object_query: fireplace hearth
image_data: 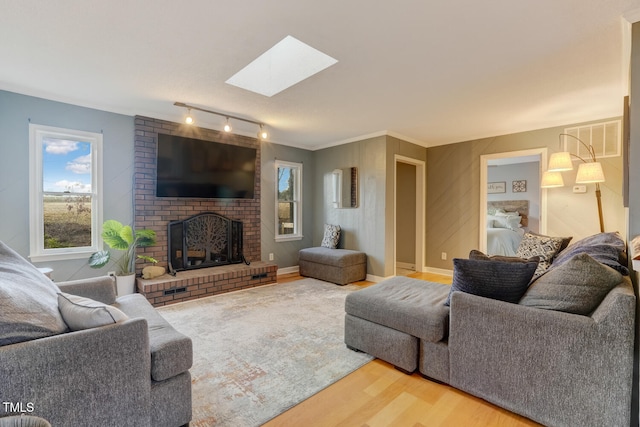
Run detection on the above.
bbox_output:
[168,212,244,273]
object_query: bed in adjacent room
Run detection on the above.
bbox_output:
[486,200,529,256]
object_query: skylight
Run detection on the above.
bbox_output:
[225,35,338,97]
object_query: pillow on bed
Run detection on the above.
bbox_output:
[489,214,521,230]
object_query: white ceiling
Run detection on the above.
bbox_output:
[1,1,638,150]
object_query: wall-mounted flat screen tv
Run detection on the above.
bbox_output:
[156,133,257,199]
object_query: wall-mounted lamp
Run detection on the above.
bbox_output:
[174,102,268,141]
[541,133,605,232]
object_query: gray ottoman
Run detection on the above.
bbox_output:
[299,247,366,285]
[344,276,450,377]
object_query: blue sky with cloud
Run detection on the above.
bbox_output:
[42,137,92,193]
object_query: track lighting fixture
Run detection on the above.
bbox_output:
[174,102,268,141]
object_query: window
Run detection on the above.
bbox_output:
[29,124,103,262]
[275,160,302,241]
[563,120,621,159]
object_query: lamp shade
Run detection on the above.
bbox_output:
[541,171,564,188]
[548,152,573,172]
[575,162,605,184]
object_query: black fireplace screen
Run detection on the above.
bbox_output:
[168,212,243,272]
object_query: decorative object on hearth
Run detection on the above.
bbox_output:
[174,101,268,140]
[541,133,606,232]
[88,220,157,294]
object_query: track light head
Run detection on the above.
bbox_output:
[185,109,194,125]
[258,125,268,140]
[224,118,232,132]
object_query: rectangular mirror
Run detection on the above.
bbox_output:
[332,167,358,208]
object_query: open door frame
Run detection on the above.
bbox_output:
[394,155,425,275]
[479,148,548,253]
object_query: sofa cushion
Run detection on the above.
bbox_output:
[345,276,450,342]
[445,256,538,306]
[57,292,128,331]
[516,232,565,278]
[320,224,341,249]
[0,241,68,345]
[115,294,193,381]
[519,253,623,315]
[552,231,629,276]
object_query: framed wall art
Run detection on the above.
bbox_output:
[512,180,527,193]
[487,182,506,194]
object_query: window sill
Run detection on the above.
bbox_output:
[29,248,96,263]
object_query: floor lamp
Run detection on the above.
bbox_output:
[541,133,605,232]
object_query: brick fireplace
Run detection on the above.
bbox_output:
[133,116,274,305]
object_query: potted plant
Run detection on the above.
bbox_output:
[88,220,157,295]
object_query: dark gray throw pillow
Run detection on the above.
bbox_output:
[444,256,539,306]
[552,231,629,276]
[469,249,539,264]
[519,252,622,315]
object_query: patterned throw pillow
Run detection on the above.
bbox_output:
[516,232,565,278]
[320,224,341,249]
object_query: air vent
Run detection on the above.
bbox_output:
[164,287,187,296]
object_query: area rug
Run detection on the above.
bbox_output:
[157,278,373,426]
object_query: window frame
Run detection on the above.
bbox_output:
[275,160,303,242]
[28,124,103,262]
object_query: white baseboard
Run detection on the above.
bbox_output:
[366,274,394,282]
[277,266,299,276]
[423,266,454,277]
[395,261,415,270]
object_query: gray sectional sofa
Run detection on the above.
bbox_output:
[345,232,636,427]
[0,241,192,426]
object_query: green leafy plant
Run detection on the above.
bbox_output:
[88,220,157,275]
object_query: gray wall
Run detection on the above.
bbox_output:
[260,141,314,269]
[627,21,640,427]
[0,90,134,282]
[314,136,387,277]
[426,119,625,271]
[396,162,417,265]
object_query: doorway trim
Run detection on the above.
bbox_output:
[394,155,425,275]
[479,148,548,253]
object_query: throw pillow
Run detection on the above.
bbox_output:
[519,253,622,315]
[58,292,128,331]
[444,256,539,306]
[469,249,539,264]
[552,231,629,276]
[320,224,341,249]
[0,241,68,346]
[516,232,565,278]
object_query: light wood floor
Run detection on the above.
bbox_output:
[266,272,541,427]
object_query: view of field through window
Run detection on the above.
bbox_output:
[42,137,93,248]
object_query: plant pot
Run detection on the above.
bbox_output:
[115,273,136,296]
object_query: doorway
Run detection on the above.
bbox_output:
[479,148,548,254]
[394,155,425,276]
